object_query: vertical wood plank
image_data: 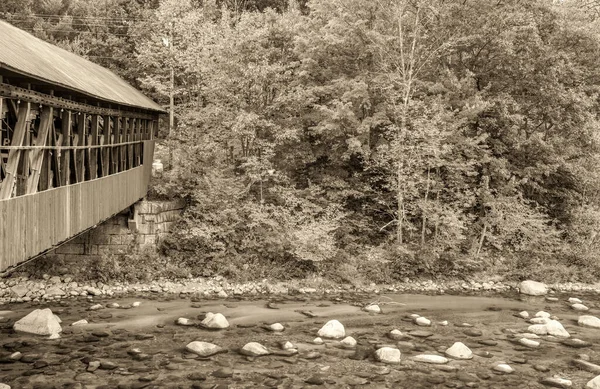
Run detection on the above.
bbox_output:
[60,110,72,186]
[0,102,30,199]
[26,106,53,194]
[90,114,99,180]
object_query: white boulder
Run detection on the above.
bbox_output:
[546,320,570,338]
[317,320,345,339]
[202,313,229,329]
[445,342,472,359]
[13,308,62,336]
[493,363,514,374]
[519,280,548,296]
[587,375,600,388]
[415,317,431,326]
[572,303,589,312]
[363,304,381,314]
[340,336,357,348]
[579,315,600,329]
[375,347,401,364]
[413,354,448,364]
[269,323,284,332]
[240,342,270,357]
[185,341,224,357]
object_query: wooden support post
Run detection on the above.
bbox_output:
[101,115,111,177]
[127,118,134,169]
[74,113,86,183]
[0,102,31,199]
[112,116,120,174]
[60,110,72,186]
[28,106,53,193]
[50,111,61,188]
[90,114,99,179]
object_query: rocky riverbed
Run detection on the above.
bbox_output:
[1,277,600,389]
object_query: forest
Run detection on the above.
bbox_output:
[4,0,600,284]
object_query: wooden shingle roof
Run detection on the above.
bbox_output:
[0,20,165,113]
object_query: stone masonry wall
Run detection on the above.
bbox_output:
[42,199,186,261]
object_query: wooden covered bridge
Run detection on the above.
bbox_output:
[0,20,165,272]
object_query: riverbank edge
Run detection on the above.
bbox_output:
[2,274,600,305]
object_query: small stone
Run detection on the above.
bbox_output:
[188,372,207,381]
[534,364,550,372]
[281,341,295,350]
[87,361,100,372]
[413,354,448,364]
[493,363,514,374]
[363,304,381,314]
[305,375,325,385]
[340,336,357,348]
[518,311,530,319]
[388,329,405,340]
[572,303,589,311]
[177,318,194,326]
[268,323,284,332]
[463,328,483,337]
[519,280,548,296]
[89,304,103,311]
[518,338,539,348]
[568,297,582,304]
[185,341,225,357]
[375,347,401,364]
[132,302,141,307]
[212,367,233,378]
[240,342,270,357]
[409,330,433,338]
[578,316,600,329]
[415,317,431,326]
[438,320,448,326]
[445,342,473,359]
[313,337,324,345]
[100,361,118,370]
[317,320,345,339]
[561,338,592,348]
[573,359,600,373]
[71,319,88,326]
[536,311,551,318]
[540,377,572,388]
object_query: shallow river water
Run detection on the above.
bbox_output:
[0,290,599,388]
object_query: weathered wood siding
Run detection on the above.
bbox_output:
[0,141,154,271]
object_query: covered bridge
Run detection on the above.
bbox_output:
[0,20,165,272]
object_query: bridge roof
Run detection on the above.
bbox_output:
[0,20,165,113]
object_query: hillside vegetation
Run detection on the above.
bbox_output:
[5,0,600,283]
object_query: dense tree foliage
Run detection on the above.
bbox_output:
[5,0,600,282]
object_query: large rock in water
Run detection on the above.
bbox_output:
[317,320,345,339]
[587,375,600,389]
[201,313,229,329]
[546,320,570,338]
[579,316,600,329]
[445,342,473,359]
[519,280,548,296]
[14,308,62,336]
